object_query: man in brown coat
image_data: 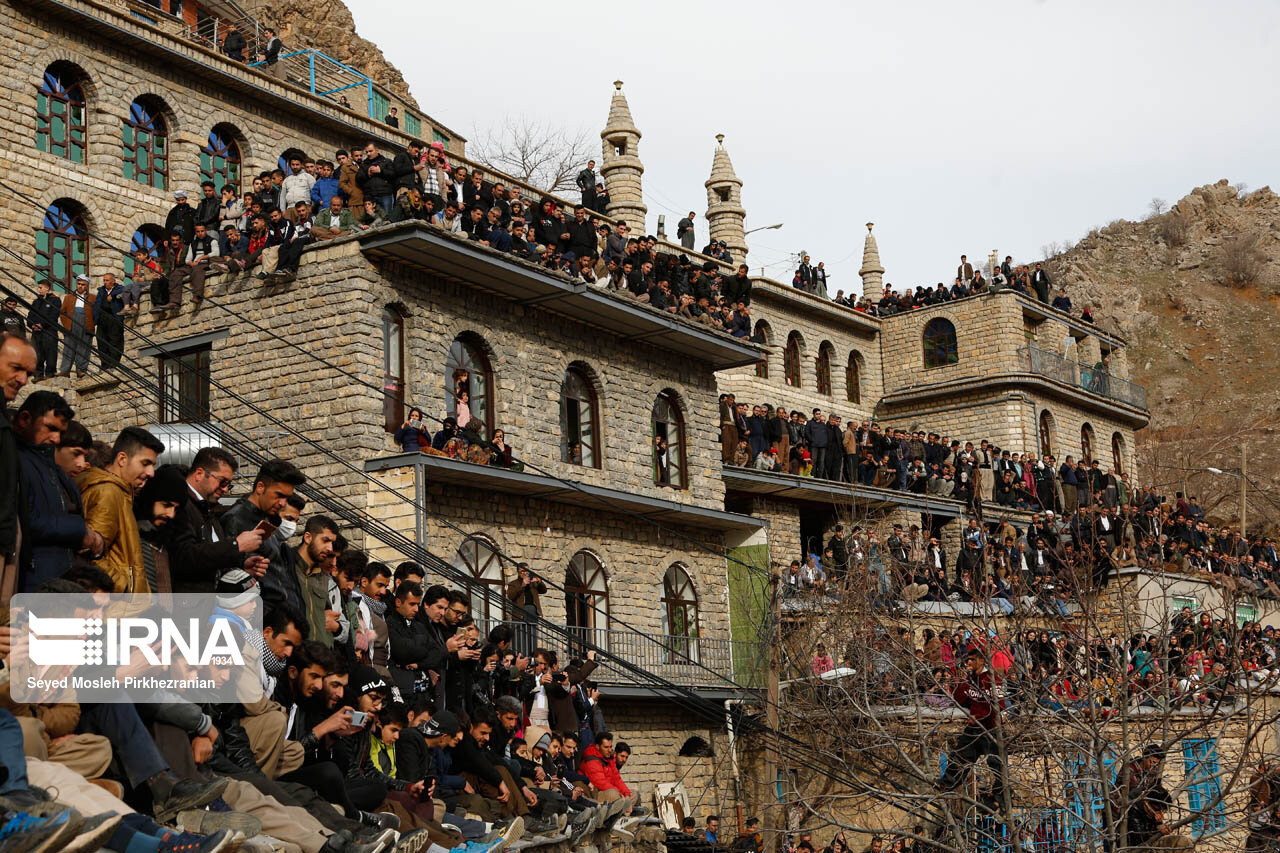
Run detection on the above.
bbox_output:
[336,149,364,210]
[77,426,164,592]
[58,273,95,376]
[719,393,737,463]
[506,562,546,655]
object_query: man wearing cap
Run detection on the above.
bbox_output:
[165,189,197,243]
[57,273,95,377]
[1121,744,1191,850]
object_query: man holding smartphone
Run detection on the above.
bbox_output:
[505,563,546,654]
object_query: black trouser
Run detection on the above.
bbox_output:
[809,446,827,479]
[150,276,170,309]
[97,310,124,369]
[32,330,56,378]
[941,723,1001,790]
[281,761,368,818]
[276,237,312,273]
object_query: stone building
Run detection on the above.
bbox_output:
[12,0,1235,841]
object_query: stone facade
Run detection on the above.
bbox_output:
[0,0,458,285]
[704,135,747,262]
[600,81,646,235]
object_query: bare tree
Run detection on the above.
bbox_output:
[753,500,1280,853]
[1220,233,1265,288]
[1149,198,1169,218]
[468,117,594,195]
[1232,182,1249,197]
[1041,242,1062,260]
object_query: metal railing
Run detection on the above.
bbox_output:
[968,808,1081,853]
[474,619,764,690]
[1020,346,1148,410]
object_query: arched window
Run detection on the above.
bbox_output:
[381,306,405,433]
[652,391,686,489]
[846,351,863,404]
[1111,432,1125,474]
[446,335,492,438]
[278,147,308,174]
[784,332,802,388]
[36,63,86,163]
[922,318,959,368]
[200,125,242,195]
[560,366,599,468]
[125,225,165,287]
[35,201,88,292]
[566,551,609,650]
[122,97,169,189]
[662,563,699,662]
[816,342,834,396]
[1081,423,1096,463]
[1038,410,1055,457]
[752,320,771,379]
[452,536,504,621]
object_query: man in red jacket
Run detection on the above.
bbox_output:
[580,731,631,805]
[940,649,1004,795]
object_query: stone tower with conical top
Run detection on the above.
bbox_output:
[859,222,885,295]
[600,80,647,235]
[704,134,747,262]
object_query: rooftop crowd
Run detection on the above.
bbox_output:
[798,253,1097,326]
[0,332,649,852]
[725,390,1276,618]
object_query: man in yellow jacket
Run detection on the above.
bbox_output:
[77,426,164,593]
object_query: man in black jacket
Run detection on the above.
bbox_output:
[450,707,540,822]
[165,189,197,243]
[575,161,597,210]
[27,281,60,380]
[564,205,596,263]
[195,181,221,231]
[1031,263,1052,303]
[15,391,99,591]
[222,23,246,62]
[387,580,445,699]
[221,458,307,613]
[356,141,398,214]
[168,446,267,592]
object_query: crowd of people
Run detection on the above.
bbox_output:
[0,332,650,853]
[796,253,1098,327]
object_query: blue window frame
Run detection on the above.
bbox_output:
[1183,739,1225,837]
[1066,751,1116,845]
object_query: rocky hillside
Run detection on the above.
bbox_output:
[1045,179,1280,531]
[241,0,418,109]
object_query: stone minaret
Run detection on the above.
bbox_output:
[859,222,885,295]
[704,134,747,262]
[600,80,647,234]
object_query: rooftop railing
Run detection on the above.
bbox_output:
[1020,345,1148,410]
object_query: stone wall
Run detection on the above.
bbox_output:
[362,471,735,646]
[716,283,882,423]
[1,0,452,284]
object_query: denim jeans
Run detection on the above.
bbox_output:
[0,709,28,794]
[77,703,167,787]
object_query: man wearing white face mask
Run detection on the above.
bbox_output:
[275,492,304,543]
[170,445,269,592]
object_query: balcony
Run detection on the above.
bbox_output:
[1019,345,1148,410]
[474,620,765,694]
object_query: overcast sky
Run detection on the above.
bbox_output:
[350,1,1279,297]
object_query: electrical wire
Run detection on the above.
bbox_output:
[0,252,914,812]
[0,179,778,588]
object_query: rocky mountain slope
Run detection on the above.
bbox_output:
[1045,179,1280,531]
[241,0,418,109]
